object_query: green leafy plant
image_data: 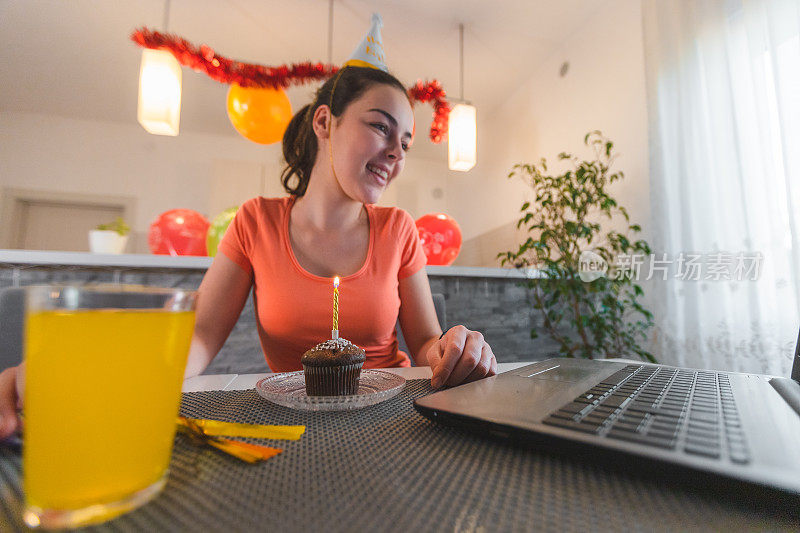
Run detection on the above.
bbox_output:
[498,131,655,362]
[96,217,130,237]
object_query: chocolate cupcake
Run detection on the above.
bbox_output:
[301,338,366,396]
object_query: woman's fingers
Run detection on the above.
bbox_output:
[444,331,487,386]
[463,344,497,384]
[0,366,21,439]
[430,326,496,388]
[431,326,467,388]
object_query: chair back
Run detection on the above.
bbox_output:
[0,287,24,372]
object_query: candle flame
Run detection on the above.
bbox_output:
[334,276,340,288]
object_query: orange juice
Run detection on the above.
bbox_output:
[23,309,195,518]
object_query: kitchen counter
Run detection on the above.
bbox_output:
[0,249,537,278]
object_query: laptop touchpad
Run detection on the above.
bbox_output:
[518,362,598,382]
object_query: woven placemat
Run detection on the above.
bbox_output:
[1,379,799,532]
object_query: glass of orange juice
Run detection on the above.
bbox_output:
[21,284,197,529]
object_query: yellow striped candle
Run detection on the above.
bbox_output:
[332,276,340,339]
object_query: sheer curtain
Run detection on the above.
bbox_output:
[642,0,800,375]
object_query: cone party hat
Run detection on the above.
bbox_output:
[343,13,388,71]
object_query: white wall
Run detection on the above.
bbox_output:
[0,112,274,252]
[0,111,447,253]
[449,0,650,264]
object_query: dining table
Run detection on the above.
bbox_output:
[1,361,799,532]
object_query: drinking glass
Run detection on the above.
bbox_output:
[21,284,196,529]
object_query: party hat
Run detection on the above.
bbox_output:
[343,13,388,71]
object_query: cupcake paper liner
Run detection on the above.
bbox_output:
[303,362,364,396]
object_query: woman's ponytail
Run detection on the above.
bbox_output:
[281,104,316,196]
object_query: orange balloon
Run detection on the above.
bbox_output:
[226,84,293,145]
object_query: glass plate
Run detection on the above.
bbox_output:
[255,370,406,411]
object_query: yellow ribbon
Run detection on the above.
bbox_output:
[177,417,284,464]
[203,438,282,464]
[178,417,305,441]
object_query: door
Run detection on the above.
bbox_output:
[0,188,136,252]
[16,200,125,251]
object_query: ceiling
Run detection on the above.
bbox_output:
[0,0,606,160]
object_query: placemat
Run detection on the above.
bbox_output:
[1,379,799,532]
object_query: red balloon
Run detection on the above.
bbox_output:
[148,209,210,256]
[415,213,462,266]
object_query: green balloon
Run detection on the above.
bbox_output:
[206,206,239,257]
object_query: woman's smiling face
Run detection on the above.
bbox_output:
[327,83,414,204]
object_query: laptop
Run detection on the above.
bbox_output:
[414,331,800,496]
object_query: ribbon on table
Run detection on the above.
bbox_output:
[180,417,305,440]
[178,425,281,463]
[176,417,304,463]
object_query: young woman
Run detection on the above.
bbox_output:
[0,66,495,440]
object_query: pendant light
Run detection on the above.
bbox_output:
[137,0,182,136]
[448,23,476,172]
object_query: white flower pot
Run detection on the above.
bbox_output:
[88,230,128,254]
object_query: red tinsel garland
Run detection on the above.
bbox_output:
[131,28,337,89]
[408,79,451,143]
[131,27,451,143]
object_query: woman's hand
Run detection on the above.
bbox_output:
[426,325,497,389]
[0,364,23,440]
[395,270,497,388]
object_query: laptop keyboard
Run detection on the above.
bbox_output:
[542,365,750,464]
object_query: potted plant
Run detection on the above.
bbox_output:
[498,131,655,361]
[89,217,130,254]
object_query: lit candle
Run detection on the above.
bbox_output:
[332,276,340,340]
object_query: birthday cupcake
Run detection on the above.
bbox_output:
[301,338,366,396]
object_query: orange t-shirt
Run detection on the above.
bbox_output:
[218,196,427,372]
